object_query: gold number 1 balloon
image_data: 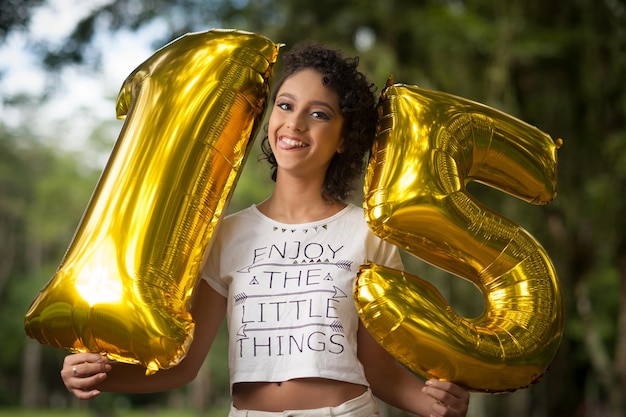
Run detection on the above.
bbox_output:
[355,81,564,392]
[24,29,280,374]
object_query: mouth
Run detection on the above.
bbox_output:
[278,136,309,149]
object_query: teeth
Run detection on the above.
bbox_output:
[281,137,307,147]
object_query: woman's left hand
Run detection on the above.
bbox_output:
[421,379,470,417]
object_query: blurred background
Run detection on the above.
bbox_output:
[1,0,624,416]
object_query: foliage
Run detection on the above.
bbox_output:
[0,0,44,40]
[0,120,103,406]
[1,0,625,416]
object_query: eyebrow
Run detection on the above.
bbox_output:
[276,92,340,115]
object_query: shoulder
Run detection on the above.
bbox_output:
[222,205,258,226]
[327,203,377,238]
[339,203,366,222]
[337,203,372,232]
[213,206,261,242]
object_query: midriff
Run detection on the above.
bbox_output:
[232,378,368,411]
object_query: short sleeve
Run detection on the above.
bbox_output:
[377,239,403,270]
[201,231,228,297]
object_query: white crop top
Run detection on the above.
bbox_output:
[202,204,402,388]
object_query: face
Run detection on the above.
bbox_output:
[267,68,344,180]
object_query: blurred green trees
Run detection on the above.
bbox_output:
[1,0,625,416]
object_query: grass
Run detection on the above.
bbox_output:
[0,408,230,417]
[0,412,92,417]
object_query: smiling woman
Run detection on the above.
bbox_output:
[260,42,378,204]
[266,69,345,196]
[56,40,470,417]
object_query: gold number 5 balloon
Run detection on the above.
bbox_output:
[355,82,564,392]
[24,30,279,374]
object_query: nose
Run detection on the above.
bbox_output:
[286,111,306,131]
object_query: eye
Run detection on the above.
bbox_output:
[311,111,330,120]
[276,102,292,111]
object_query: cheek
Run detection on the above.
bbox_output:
[267,113,281,137]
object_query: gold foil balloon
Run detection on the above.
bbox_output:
[24,29,280,374]
[355,82,564,392]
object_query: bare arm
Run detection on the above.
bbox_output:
[357,321,469,417]
[61,280,226,399]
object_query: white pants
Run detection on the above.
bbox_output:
[227,389,380,417]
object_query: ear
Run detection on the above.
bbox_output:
[337,138,344,154]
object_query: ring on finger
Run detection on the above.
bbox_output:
[72,366,77,376]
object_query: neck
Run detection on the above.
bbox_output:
[257,175,345,224]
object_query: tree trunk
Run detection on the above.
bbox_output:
[21,230,45,407]
[0,225,16,306]
[615,247,626,416]
[20,338,43,407]
[575,281,624,416]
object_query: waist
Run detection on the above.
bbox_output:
[232,378,368,412]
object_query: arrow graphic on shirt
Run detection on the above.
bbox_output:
[237,259,353,273]
[236,320,345,338]
[234,286,348,306]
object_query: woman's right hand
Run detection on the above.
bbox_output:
[61,352,111,399]
[59,281,227,399]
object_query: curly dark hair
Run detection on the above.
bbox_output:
[261,42,378,202]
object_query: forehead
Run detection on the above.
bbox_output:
[278,69,339,103]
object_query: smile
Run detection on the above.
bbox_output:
[279,137,308,148]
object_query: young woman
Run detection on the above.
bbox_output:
[61,42,470,417]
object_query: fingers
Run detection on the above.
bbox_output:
[422,380,470,417]
[61,353,111,399]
